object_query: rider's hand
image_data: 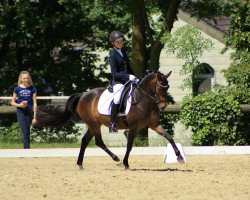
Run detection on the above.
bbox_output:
[129,75,136,81]
[135,78,140,83]
[32,118,37,125]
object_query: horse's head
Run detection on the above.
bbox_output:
[155,71,171,110]
[139,71,171,110]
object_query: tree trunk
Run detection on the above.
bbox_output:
[126,0,147,78]
[126,0,181,145]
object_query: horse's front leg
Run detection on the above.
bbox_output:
[123,128,136,170]
[76,129,94,170]
[153,125,185,163]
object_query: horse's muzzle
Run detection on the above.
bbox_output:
[159,102,166,110]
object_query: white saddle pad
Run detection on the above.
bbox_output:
[97,86,133,116]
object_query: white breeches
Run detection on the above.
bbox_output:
[113,84,125,104]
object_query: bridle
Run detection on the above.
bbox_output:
[157,82,169,89]
[137,78,169,104]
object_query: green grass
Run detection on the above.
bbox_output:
[0,143,79,149]
[0,139,96,149]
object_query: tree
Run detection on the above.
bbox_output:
[223,0,250,62]
[0,0,130,96]
[161,25,213,91]
[218,0,250,103]
[0,0,98,95]
[180,0,250,145]
[125,0,181,75]
[3,0,242,144]
[3,0,218,95]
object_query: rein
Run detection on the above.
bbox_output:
[137,86,159,103]
[137,81,168,104]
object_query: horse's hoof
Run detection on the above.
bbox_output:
[78,165,84,170]
[177,155,185,164]
[116,161,123,166]
[113,156,120,162]
[124,166,130,170]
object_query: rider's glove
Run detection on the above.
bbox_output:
[129,75,137,81]
[135,78,140,83]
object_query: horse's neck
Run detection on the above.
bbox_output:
[139,75,156,95]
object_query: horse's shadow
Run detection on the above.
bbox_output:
[130,168,193,172]
[105,168,193,172]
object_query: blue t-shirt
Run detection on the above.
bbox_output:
[13,86,37,111]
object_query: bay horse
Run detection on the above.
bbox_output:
[36,71,184,169]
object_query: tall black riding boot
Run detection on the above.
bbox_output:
[109,103,119,132]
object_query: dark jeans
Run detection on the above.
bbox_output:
[16,108,32,149]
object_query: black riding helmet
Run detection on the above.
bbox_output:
[109,31,124,43]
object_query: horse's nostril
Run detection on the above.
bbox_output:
[159,103,166,110]
[160,106,166,110]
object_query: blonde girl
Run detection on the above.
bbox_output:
[11,71,37,149]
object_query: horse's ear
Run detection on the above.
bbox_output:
[165,71,172,79]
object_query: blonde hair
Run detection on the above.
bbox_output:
[18,71,33,86]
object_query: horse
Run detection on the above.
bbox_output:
[35,71,185,170]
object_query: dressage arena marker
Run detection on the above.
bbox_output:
[163,143,186,163]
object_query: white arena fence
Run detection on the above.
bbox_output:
[0,96,69,101]
[0,96,69,100]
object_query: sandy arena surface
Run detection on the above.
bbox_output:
[0,155,249,200]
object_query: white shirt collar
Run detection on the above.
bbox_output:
[115,47,123,57]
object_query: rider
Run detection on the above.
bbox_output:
[108,30,138,132]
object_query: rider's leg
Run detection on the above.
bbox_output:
[109,103,119,132]
[109,84,124,132]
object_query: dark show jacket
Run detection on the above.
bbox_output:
[109,47,135,86]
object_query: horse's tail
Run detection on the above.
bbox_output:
[35,93,82,128]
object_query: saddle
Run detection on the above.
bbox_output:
[97,82,138,116]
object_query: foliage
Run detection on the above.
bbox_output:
[181,0,250,64]
[180,0,230,19]
[0,123,21,143]
[221,0,250,103]
[0,142,79,149]
[0,0,130,96]
[179,0,250,146]
[180,0,250,61]
[216,85,250,145]
[0,118,81,144]
[1,0,246,95]
[161,25,213,89]
[223,62,250,89]
[223,0,250,62]
[219,1,250,146]
[181,91,246,146]
[2,0,248,146]
[30,121,81,143]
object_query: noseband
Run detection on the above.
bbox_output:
[157,82,169,89]
[138,79,169,104]
[155,81,169,104]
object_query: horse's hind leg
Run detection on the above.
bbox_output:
[77,129,94,170]
[95,134,120,162]
[153,125,185,163]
